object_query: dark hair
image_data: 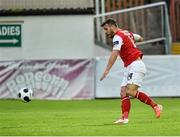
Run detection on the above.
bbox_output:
[101,18,118,27]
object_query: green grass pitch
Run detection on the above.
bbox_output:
[0,98,180,136]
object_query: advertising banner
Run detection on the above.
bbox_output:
[0,59,94,99]
[96,56,180,98]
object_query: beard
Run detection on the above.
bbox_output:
[107,33,114,39]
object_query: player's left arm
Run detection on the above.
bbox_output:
[100,50,119,81]
[133,33,143,42]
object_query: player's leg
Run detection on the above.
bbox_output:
[114,69,131,124]
[126,84,162,118]
[135,89,163,118]
[126,60,163,118]
[126,83,156,108]
[120,86,131,120]
[114,86,130,124]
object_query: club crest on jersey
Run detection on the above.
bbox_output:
[127,73,133,80]
[113,41,119,45]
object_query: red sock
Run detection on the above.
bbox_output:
[135,91,157,108]
[121,96,131,119]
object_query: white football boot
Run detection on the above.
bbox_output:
[114,118,129,124]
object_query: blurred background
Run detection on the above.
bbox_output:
[0,0,179,100]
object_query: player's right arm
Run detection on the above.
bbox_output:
[100,35,122,81]
[100,50,119,81]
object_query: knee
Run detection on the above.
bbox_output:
[126,89,133,96]
[126,86,138,97]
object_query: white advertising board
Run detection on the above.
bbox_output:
[96,55,180,98]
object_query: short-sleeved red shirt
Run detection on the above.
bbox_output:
[114,30,143,67]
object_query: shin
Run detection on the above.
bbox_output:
[120,86,130,119]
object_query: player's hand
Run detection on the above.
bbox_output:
[100,70,109,81]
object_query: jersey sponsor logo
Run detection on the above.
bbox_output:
[113,41,119,45]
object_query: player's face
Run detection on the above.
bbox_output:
[103,24,115,38]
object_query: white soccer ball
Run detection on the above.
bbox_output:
[18,88,33,102]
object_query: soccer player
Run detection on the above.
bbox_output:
[100,18,163,124]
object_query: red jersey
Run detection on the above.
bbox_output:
[113,30,143,67]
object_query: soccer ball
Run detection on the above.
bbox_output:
[18,88,33,102]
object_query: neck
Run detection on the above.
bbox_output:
[112,27,120,34]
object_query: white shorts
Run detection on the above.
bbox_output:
[121,60,147,87]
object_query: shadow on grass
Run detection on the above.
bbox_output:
[60,123,127,128]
